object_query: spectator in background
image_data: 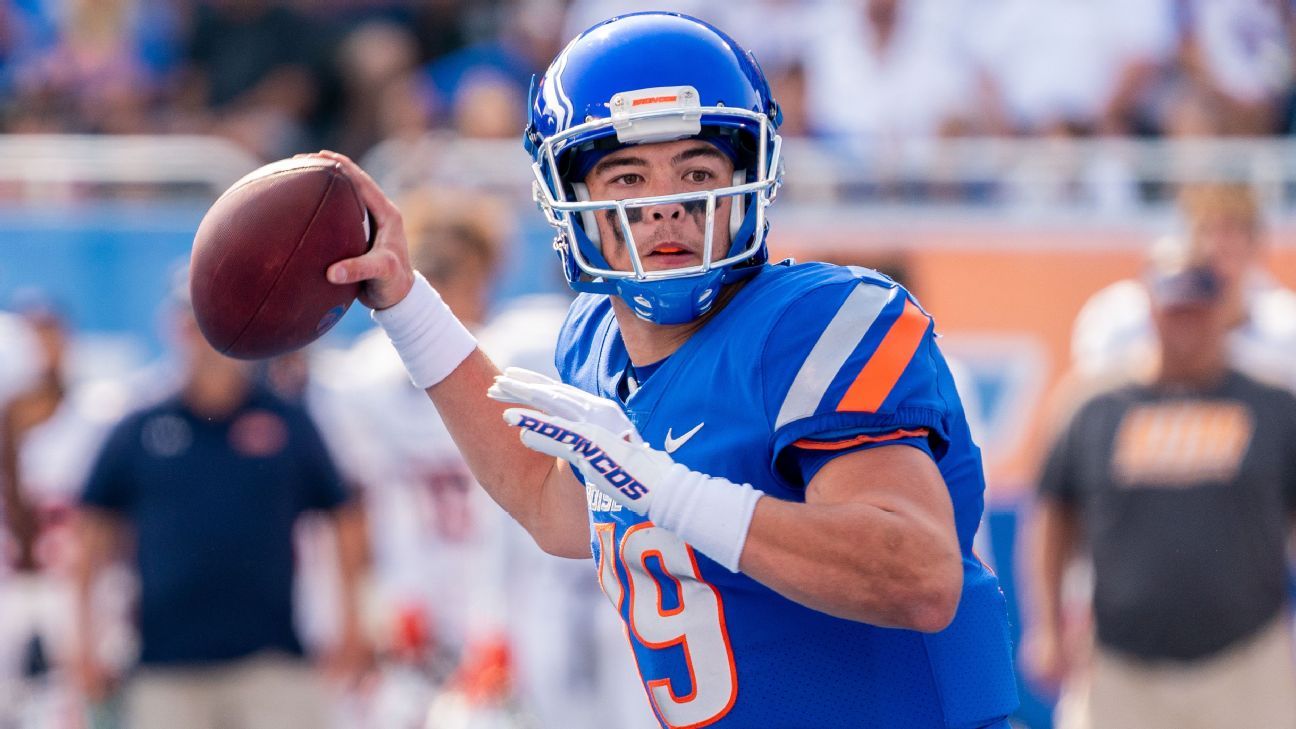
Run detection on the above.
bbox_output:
[333,20,423,157]
[355,75,525,197]
[71,290,369,729]
[177,0,338,160]
[374,70,438,144]
[796,0,998,200]
[450,70,524,139]
[965,0,1176,137]
[1,0,178,136]
[560,1,816,134]
[802,0,977,150]
[423,0,563,125]
[1024,243,1296,729]
[357,1,559,190]
[1071,182,1296,392]
[1174,0,1294,135]
[958,0,1175,208]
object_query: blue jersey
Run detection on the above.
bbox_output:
[556,262,1018,728]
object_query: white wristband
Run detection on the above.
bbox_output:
[371,272,477,389]
[649,466,764,573]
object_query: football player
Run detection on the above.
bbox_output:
[314,12,1017,728]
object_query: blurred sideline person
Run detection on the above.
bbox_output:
[315,187,653,728]
[71,290,369,729]
[2,304,73,577]
[310,12,1017,728]
[1024,243,1296,729]
[1071,182,1296,391]
[0,302,104,726]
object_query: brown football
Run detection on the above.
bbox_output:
[189,157,371,359]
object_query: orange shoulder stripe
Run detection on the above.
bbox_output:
[835,299,930,414]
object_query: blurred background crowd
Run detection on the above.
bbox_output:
[1,0,1294,195]
[3,0,1295,152]
[1,1,1295,728]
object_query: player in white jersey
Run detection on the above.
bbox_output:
[1072,183,1296,391]
[315,188,651,728]
[0,307,132,726]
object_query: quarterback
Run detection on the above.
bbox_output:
[316,12,1017,728]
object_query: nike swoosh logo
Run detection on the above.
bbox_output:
[664,422,705,453]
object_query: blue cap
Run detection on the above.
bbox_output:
[1149,265,1220,306]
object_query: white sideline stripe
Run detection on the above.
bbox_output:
[775,284,895,429]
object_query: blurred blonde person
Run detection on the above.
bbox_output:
[1071,182,1296,392]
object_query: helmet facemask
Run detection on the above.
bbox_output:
[530,97,783,324]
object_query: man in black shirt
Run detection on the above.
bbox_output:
[1025,244,1296,729]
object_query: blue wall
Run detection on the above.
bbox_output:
[1,202,206,352]
[0,201,564,358]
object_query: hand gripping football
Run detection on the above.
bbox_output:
[189,157,372,359]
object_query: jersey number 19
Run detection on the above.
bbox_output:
[596,522,738,728]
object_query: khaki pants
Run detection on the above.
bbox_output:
[1070,616,1296,729]
[125,651,328,729]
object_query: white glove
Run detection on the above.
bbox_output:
[487,367,642,443]
[501,407,677,515]
[489,369,764,572]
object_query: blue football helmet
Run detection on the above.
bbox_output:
[524,12,784,324]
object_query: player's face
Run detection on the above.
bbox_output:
[582,139,736,273]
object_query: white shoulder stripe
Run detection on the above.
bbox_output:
[774,283,897,430]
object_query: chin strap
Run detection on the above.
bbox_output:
[614,271,725,324]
